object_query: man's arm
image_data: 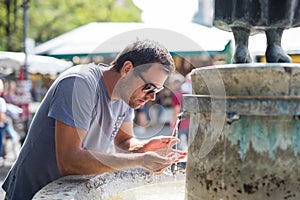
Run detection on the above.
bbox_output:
[114,121,147,153]
[114,121,187,159]
[55,120,177,176]
[55,120,122,175]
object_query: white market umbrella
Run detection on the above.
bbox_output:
[34,22,233,56]
[0,51,73,75]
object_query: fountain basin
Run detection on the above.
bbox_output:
[183,63,300,199]
[33,168,186,200]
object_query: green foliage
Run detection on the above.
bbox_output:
[0,0,141,51]
[0,0,24,51]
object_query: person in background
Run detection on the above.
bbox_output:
[3,81,17,105]
[0,79,7,164]
[2,81,21,151]
[134,104,150,134]
[2,39,186,200]
[170,74,192,150]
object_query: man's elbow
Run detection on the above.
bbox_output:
[57,159,76,176]
[56,152,83,176]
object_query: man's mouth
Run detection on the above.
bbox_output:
[138,99,146,105]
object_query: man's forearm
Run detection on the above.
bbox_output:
[115,137,148,153]
[58,148,143,176]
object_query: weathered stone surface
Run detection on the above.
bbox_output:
[183,95,300,116]
[33,168,185,200]
[185,63,300,199]
[186,113,300,200]
[191,63,300,96]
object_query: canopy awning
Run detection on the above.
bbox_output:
[34,22,233,59]
[0,51,73,75]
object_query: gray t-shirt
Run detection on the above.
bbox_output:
[2,63,133,200]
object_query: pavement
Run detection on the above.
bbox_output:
[0,162,12,186]
[0,139,21,199]
[0,159,15,198]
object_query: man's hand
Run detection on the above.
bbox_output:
[139,136,187,174]
[140,151,183,175]
[142,136,179,152]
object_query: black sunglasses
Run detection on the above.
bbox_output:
[136,72,164,94]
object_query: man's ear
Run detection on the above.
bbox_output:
[120,61,133,76]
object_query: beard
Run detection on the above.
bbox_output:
[117,79,144,109]
[118,86,141,109]
[128,96,143,109]
[116,77,147,109]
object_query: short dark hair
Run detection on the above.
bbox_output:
[110,39,175,74]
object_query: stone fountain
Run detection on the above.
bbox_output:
[179,0,300,200]
[182,1,300,199]
[183,63,300,200]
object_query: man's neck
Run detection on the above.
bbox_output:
[102,68,121,100]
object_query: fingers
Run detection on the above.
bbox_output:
[155,145,187,158]
[166,151,187,163]
[149,151,187,175]
[166,150,187,157]
[154,166,169,175]
[154,169,164,175]
[159,137,180,150]
[159,136,180,144]
[143,136,179,153]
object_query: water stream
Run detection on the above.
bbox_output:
[164,112,183,176]
[107,113,186,200]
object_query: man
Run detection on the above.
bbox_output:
[2,39,186,199]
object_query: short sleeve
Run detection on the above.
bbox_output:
[123,108,134,122]
[48,76,97,130]
[172,91,182,107]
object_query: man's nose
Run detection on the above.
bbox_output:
[146,92,156,101]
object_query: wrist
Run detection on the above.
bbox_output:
[130,152,146,168]
[129,139,148,153]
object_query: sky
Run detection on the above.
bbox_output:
[132,0,199,24]
[132,0,300,56]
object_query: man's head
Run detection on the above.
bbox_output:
[111,39,175,109]
[111,39,175,74]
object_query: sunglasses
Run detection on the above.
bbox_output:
[136,72,164,94]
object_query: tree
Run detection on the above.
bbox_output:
[0,0,23,51]
[0,0,141,51]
